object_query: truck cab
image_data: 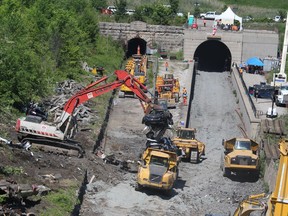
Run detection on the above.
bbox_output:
[276,85,288,107]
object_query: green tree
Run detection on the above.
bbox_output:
[151,4,172,25]
[194,6,200,18]
[115,0,127,22]
[169,0,179,15]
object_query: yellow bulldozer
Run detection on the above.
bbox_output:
[173,127,206,163]
[119,47,147,98]
[220,137,260,178]
[233,138,288,215]
[155,73,180,108]
[135,147,179,194]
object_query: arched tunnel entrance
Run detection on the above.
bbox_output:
[126,38,147,58]
[194,40,232,72]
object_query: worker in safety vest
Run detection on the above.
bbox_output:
[182,87,188,105]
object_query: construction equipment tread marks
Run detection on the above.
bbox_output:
[21,137,84,157]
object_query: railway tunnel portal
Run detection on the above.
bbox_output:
[194,40,232,72]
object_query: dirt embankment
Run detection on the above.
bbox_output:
[80,61,265,216]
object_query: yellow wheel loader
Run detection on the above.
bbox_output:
[173,127,205,163]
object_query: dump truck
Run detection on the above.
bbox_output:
[119,47,147,98]
[155,73,180,108]
[136,147,179,194]
[220,137,260,177]
[173,127,205,163]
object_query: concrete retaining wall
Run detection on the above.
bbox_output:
[230,67,261,138]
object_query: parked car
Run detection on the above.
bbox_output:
[274,15,281,22]
[200,11,217,20]
[125,9,135,15]
[107,6,117,14]
[243,16,253,22]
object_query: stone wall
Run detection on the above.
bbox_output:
[99,22,278,65]
[99,21,184,52]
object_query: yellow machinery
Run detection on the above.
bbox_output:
[155,73,180,108]
[135,147,179,193]
[233,138,288,215]
[91,66,105,77]
[119,47,147,98]
[173,127,205,163]
[233,193,268,215]
[221,138,260,177]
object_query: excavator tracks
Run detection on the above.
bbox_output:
[21,137,84,157]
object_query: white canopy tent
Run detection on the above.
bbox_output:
[215,7,242,30]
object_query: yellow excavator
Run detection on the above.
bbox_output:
[233,138,288,215]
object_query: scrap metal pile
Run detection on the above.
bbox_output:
[0,179,50,216]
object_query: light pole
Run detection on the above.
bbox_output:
[268,72,278,118]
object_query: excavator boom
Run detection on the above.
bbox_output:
[63,70,151,115]
[16,70,153,157]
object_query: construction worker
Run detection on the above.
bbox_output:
[165,61,168,71]
[239,68,243,76]
[182,87,188,105]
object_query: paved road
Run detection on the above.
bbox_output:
[242,72,287,118]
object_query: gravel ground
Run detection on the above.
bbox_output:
[80,61,265,216]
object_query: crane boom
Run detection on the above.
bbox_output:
[273,13,288,86]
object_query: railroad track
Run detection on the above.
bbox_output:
[260,119,286,136]
[260,119,286,160]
